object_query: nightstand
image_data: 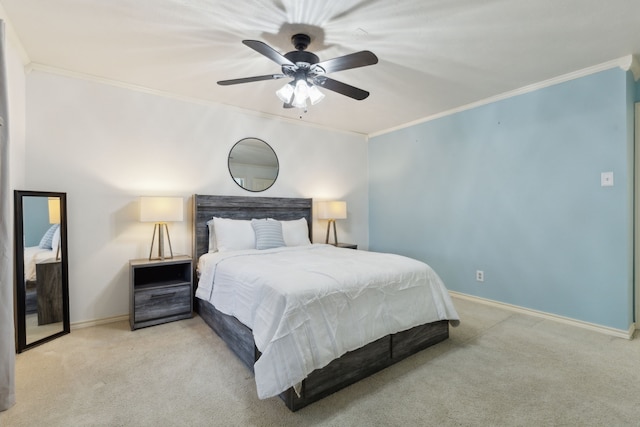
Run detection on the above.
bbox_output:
[35,259,63,325]
[334,243,357,249]
[129,255,193,330]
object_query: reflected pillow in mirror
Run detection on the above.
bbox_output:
[51,226,61,252]
[281,218,311,246]
[251,219,286,250]
[39,224,60,249]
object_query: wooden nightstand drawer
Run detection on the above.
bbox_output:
[134,284,191,323]
[129,255,193,330]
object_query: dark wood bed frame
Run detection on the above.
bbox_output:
[192,194,450,411]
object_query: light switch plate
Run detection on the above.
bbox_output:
[601,172,614,187]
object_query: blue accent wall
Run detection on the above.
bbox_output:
[23,196,49,246]
[369,68,635,331]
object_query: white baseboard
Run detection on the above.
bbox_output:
[70,294,637,340]
[71,314,129,330]
[450,291,635,340]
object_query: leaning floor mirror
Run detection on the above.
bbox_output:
[14,190,70,352]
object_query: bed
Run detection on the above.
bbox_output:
[23,225,60,315]
[193,194,459,411]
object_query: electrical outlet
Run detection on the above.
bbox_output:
[476,270,484,282]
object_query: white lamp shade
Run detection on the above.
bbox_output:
[276,83,294,103]
[48,197,61,224]
[317,201,347,220]
[140,197,184,222]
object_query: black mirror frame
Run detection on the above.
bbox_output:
[14,190,70,353]
[228,137,279,192]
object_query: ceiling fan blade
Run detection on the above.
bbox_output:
[217,74,286,86]
[314,51,378,74]
[314,77,370,100]
[243,40,296,67]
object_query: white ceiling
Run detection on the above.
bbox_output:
[2,0,640,135]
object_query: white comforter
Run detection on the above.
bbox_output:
[24,246,56,282]
[196,244,459,399]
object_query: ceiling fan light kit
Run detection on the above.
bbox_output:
[307,84,325,105]
[276,82,295,103]
[218,33,378,110]
[292,80,309,108]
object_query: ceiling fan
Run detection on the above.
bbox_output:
[217,34,378,109]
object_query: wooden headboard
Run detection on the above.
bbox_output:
[192,194,313,266]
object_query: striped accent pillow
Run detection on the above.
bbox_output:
[251,219,286,250]
[39,224,60,249]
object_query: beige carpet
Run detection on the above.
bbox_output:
[2,297,640,426]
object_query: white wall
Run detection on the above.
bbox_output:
[6,28,25,189]
[25,69,369,325]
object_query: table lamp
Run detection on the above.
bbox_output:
[140,196,184,260]
[317,201,347,245]
[48,197,61,260]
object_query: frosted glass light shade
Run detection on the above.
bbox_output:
[308,85,325,105]
[291,97,306,109]
[276,83,294,103]
[140,197,184,222]
[294,79,309,102]
[277,80,324,108]
[317,201,347,220]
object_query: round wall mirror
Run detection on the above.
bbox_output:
[228,137,279,192]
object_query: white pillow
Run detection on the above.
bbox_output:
[213,217,255,252]
[252,219,286,250]
[281,218,311,246]
[206,219,217,252]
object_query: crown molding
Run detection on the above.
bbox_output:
[23,53,637,139]
[619,54,640,80]
[371,55,637,138]
[27,63,367,138]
